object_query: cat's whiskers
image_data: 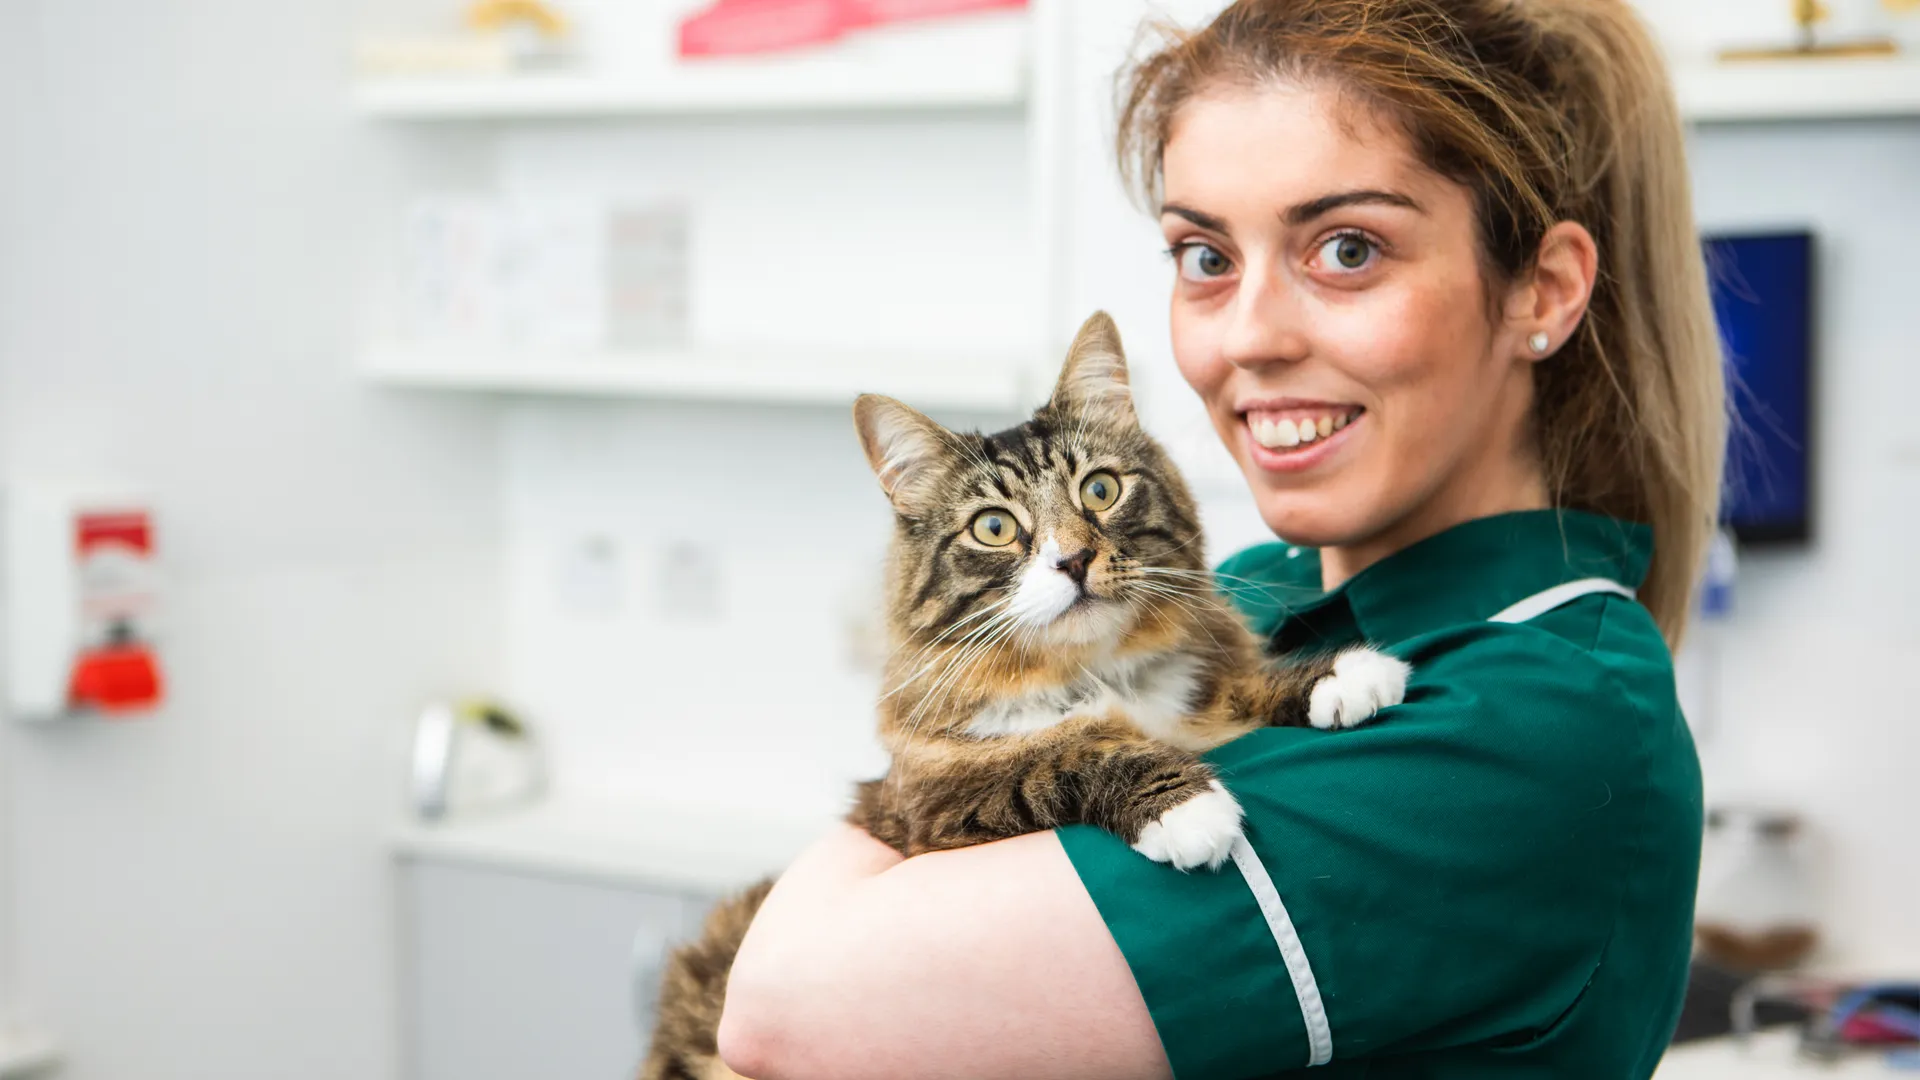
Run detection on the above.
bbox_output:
[889,612,1025,772]
[897,605,1025,728]
[1135,565,1305,596]
[883,595,1015,699]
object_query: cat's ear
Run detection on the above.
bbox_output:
[854,394,949,513]
[1049,311,1136,426]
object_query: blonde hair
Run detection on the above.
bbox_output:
[1118,0,1726,646]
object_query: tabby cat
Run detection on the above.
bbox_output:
[640,312,1410,1080]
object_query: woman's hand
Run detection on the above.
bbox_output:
[717,825,1172,1080]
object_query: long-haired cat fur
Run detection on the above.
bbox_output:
[640,312,1409,1080]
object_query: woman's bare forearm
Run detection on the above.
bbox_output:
[718,826,1171,1080]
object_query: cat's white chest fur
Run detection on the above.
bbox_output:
[964,652,1204,742]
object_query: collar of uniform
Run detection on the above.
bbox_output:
[1331,509,1651,644]
[1227,510,1652,648]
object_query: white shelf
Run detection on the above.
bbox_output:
[360,344,1032,412]
[356,69,1025,119]
[0,1030,58,1078]
[1675,58,1920,123]
[355,27,1028,120]
[393,796,837,894]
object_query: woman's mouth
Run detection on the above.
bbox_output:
[1240,406,1364,472]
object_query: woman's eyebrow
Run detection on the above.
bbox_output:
[1284,189,1424,225]
[1160,203,1229,232]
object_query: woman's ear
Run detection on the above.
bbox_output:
[1505,221,1599,362]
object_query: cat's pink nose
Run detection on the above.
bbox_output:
[1055,547,1096,584]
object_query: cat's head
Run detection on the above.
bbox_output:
[854,312,1206,652]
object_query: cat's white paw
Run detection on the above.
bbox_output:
[1131,781,1243,871]
[1308,648,1411,730]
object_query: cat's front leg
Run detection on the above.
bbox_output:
[866,717,1243,871]
[1233,647,1412,730]
[1306,647,1412,729]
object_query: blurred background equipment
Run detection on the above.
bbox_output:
[410,700,546,821]
[1696,807,1822,973]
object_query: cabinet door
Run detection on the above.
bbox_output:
[403,859,709,1080]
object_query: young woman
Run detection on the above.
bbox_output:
[718,1,1723,1076]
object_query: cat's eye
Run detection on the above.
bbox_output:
[970,509,1019,547]
[1079,471,1121,512]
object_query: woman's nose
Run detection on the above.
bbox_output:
[1220,261,1309,371]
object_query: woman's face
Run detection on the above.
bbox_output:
[1162,82,1547,574]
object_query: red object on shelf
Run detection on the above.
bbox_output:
[69,643,164,715]
[846,0,1026,28]
[677,0,855,58]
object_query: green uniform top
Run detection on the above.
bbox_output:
[1058,509,1703,1079]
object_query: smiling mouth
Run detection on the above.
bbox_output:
[1244,407,1365,452]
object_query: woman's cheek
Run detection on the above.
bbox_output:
[1170,313,1229,406]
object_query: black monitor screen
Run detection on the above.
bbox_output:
[1704,231,1814,546]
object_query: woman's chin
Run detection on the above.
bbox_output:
[1244,489,1382,552]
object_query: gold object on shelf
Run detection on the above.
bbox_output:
[1719,0,1897,60]
[467,0,569,38]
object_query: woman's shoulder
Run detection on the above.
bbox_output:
[1378,596,1688,786]
[1215,590,1698,863]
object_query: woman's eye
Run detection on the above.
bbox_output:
[970,509,1019,547]
[1079,471,1121,512]
[1174,243,1233,282]
[1317,232,1379,273]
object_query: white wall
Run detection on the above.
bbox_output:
[0,1,505,1077]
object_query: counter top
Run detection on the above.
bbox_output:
[1658,1031,1909,1078]
[0,1030,58,1078]
[392,796,840,895]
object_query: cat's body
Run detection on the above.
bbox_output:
[640,314,1409,1080]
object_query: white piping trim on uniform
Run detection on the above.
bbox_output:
[1487,578,1636,624]
[1229,835,1333,1067]
[1226,575,1637,1068]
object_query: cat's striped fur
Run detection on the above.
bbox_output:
[640,313,1409,1080]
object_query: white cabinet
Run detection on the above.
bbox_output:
[401,858,716,1080]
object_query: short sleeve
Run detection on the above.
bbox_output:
[1058,624,1664,1078]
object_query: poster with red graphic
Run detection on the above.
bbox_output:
[67,509,163,714]
[675,0,1026,58]
[677,0,852,58]
[847,0,1026,29]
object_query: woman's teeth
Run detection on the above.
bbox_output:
[1249,410,1359,450]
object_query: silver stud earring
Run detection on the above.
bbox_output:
[1528,331,1551,355]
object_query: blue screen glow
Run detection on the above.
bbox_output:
[1704,231,1813,545]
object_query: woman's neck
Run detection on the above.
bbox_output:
[1320,457,1549,593]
